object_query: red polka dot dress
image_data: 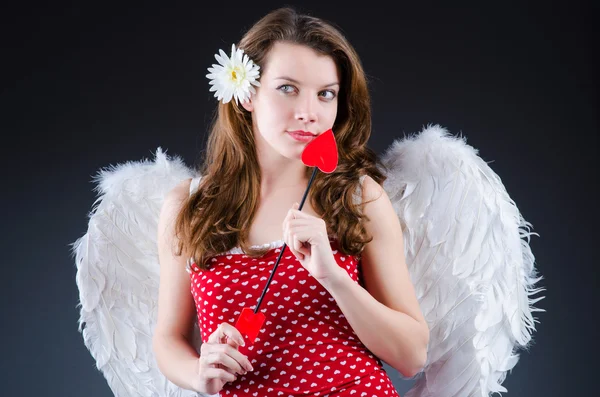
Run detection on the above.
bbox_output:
[188,238,401,397]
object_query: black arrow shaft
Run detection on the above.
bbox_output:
[253,166,319,314]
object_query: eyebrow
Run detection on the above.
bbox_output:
[274,76,339,88]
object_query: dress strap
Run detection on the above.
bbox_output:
[189,176,202,197]
[352,174,367,205]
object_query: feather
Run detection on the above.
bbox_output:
[72,147,217,396]
[382,125,545,397]
[73,126,545,397]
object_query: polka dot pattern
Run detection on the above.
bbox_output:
[189,238,400,396]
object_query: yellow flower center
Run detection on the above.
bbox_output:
[228,66,245,86]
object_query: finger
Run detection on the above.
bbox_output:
[224,338,248,372]
[282,207,294,231]
[220,344,254,372]
[287,244,304,261]
[200,343,252,374]
[282,224,295,258]
[206,323,226,345]
[283,210,311,235]
[201,367,237,384]
[291,226,315,255]
[292,202,302,215]
[221,322,246,346]
[285,227,305,260]
[293,233,304,257]
[297,239,310,257]
[201,349,252,375]
[207,322,245,346]
[287,218,311,226]
[226,335,241,349]
[199,350,235,375]
[290,203,311,218]
[288,241,303,261]
[290,221,326,243]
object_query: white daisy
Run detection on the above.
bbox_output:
[206,44,261,104]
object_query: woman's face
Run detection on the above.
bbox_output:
[242,41,340,161]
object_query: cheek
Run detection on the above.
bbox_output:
[259,96,292,128]
[268,95,292,116]
[323,104,338,128]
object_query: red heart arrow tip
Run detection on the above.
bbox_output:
[235,308,266,344]
[301,129,338,173]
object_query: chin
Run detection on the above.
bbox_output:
[282,147,304,160]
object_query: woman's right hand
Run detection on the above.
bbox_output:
[192,322,254,395]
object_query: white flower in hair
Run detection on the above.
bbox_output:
[206,44,261,104]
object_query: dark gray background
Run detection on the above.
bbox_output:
[2,0,597,396]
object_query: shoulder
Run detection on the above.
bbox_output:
[164,178,193,207]
[360,174,385,204]
[359,175,399,238]
[159,178,194,227]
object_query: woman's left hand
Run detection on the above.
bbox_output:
[282,202,340,282]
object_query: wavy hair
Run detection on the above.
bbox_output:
[175,6,387,271]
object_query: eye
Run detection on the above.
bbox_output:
[277,84,296,94]
[319,90,337,100]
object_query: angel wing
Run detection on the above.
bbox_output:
[72,148,213,397]
[380,125,545,397]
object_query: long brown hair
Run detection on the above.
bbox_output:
[176,6,387,271]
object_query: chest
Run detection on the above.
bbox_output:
[190,244,361,343]
[247,192,322,247]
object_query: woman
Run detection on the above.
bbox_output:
[152,7,429,396]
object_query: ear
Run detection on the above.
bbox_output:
[241,97,254,112]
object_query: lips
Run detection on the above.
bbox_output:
[287,131,315,142]
[287,130,316,136]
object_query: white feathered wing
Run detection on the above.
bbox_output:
[72,148,213,397]
[379,125,545,397]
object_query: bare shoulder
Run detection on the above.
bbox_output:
[359,174,399,244]
[360,174,386,204]
[160,178,193,215]
[158,178,194,249]
[164,178,194,208]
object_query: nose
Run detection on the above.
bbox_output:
[294,93,318,124]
